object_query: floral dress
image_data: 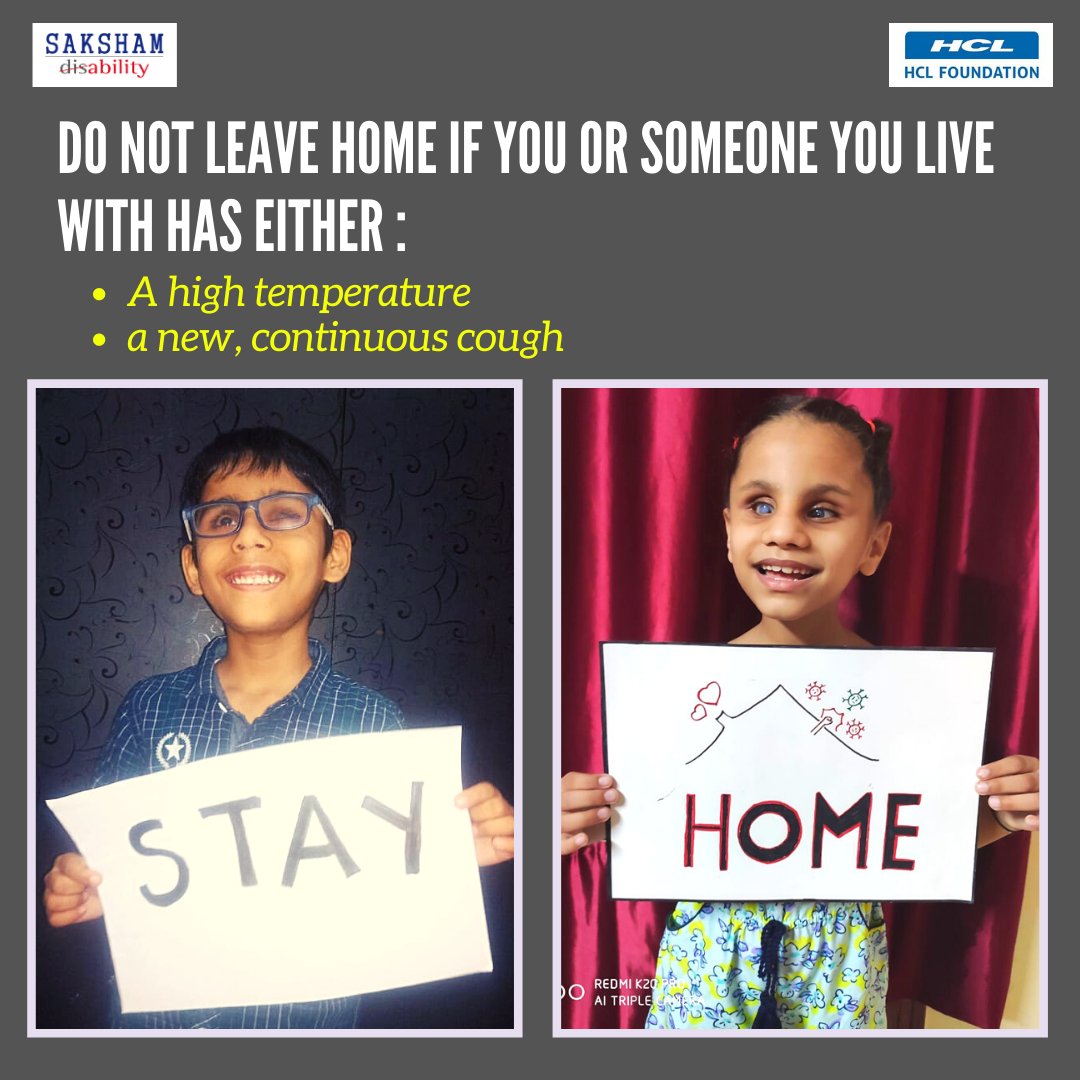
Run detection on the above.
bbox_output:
[646,901,889,1030]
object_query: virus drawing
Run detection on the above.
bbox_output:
[842,688,868,710]
[845,720,866,740]
[805,681,826,701]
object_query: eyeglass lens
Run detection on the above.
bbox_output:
[191,494,314,537]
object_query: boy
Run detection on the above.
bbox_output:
[43,426,514,1028]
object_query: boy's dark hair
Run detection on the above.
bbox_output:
[179,427,344,551]
[730,395,894,517]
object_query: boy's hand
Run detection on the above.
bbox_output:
[455,782,514,867]
[562,772,621,855]
[976,754,1040,834]
[43,852,104,927]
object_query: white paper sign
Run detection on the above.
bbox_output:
[601,644,993,902]
[47,726,492,1013]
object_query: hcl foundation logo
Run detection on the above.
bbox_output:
[32,23,178,87]
[888,23,1053,87]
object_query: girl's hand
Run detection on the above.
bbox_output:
[456,782,514,866]
[561,772,622,855]
[976,755,1040,834]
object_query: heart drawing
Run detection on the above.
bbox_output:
[697,681,722,706]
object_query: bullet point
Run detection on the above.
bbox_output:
[92,287,106,301]
[92,333,106,346]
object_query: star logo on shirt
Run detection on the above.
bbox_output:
[155,731,192,769]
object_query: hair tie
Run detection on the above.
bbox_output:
[732,436,740,451]
[867,419,876,435]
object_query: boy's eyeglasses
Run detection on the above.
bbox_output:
[182,493,334,541]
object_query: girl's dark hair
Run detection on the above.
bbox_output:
[179,427,344,550]
[730,396,894,517]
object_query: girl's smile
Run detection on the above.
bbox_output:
[754,559,820,589]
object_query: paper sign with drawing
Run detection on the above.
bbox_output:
[601,643,993,902]
[47,726,492,1013]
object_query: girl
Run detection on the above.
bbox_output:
[561,393,1040,1029]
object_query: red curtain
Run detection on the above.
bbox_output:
[560,386,1039,1029]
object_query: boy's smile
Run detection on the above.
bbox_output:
[180,464,350,644]
[224,567,285,588]
[724,416,891,643]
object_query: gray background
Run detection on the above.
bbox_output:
[10,0,1065,1064]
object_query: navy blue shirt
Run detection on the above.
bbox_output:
[93,636,403,1029]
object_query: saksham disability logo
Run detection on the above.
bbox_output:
[32,23,178,88]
